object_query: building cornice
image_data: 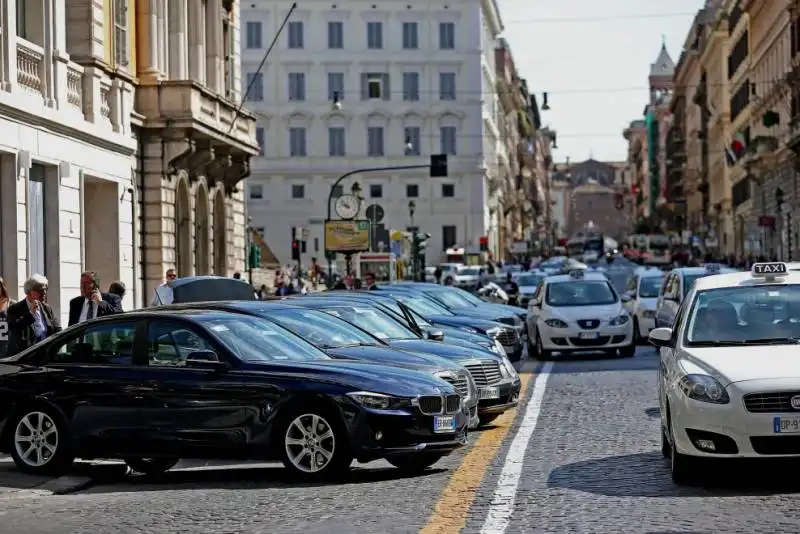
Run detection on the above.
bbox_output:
[481,0,504,37]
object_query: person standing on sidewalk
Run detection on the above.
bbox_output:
[0,277,15,358]
[6,274,60,356]
[151,268,177,306]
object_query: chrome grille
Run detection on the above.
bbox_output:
[445,394,461,413]
[438,373,469,399]
[743,391,800,413]
[577,319,601,329]
[464,360,503,387]
[495,317,516,326]
[418,396,443,414]
[493,328,518,345]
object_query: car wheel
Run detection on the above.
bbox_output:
[661,427,671,458]
[535,332,551,360]
[386,453,445,473]
[125,457,180,475]
[618,341,636,358]
[670,420,696,485]
[633,317,642,344]
[279,408,352,481]
[9,405,74,476]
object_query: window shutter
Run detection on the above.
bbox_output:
[361,73,368,100]
[382,74,390,100]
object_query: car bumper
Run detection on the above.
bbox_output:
[477,379,521,414]
[669,382,800,459]
[539,323,634,351]
[636,314,656,336]
[350,408,470,462]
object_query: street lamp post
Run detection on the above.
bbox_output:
[408,200,416,280]
[246,216,253,284]
[776,187,785,260]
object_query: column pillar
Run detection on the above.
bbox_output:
[137,0,160,81]
[167,0,186,79]
[0,0,14,91]
[187,0,205,83]
[205,0,220,92]
[41,0,54,106]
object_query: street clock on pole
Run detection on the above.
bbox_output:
[335,194,361,219]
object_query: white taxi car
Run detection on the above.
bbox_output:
[622,267,664,343]
[651,262,800,485]
[654,264,737,330]
[526,269,635,359]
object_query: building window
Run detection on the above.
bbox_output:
[402,72,419,101]
[439,22,455,49]
[402,22,418,49]
[289,127,307,157]
[442,225,456,250]
[439,73,456,100]
[729,79,750,122]
[16,0,28,41]
[291,184,305,199]
[255,127,265,155]
[362,73,388,100]
[249,184,263,199]
[327,72,344,101]
[328,127,346,156]
[369,184,383,198]
[404,126,421,156]
[328,21,344,49]
[288,21,304,48]
[406,184,419,198]
[222,12,234,97]
[367,127,384,156]
[288,72,306,101]
[27,164,46,276]
[442,183,455,197]
[245,21,262,49]
[367,21,383,49]
[114,0,129,65]
[440,126,457,155]
[246,72,263,100]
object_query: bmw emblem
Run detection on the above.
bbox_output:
[791,396,800,410]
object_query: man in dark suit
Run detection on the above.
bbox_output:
[363,272,379,290]
[7,274,61,356]
[68,271,122,326]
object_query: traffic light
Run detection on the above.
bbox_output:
[248,243,261,269]
[615,193,625,210]
[429,154,448,177]
[411,231,430,280]
[291,239,300,261]
[479,235,489,252]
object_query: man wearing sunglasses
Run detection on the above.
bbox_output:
[151,269,177,306]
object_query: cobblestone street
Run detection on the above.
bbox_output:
[2,348,800,533]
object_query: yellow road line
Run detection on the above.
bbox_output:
[420,370,535,534]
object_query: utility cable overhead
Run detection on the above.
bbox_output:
[504,12,696,24]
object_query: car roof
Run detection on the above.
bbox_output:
[96,308,246,322]
[544,271,610,283]
[633,266,663,277]
[166,301,300,313]
[693,267,800,291]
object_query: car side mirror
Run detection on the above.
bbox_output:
[621,293,632,303]
[648,327,674,348]
[186,350,227,371]
[426,330,445,341]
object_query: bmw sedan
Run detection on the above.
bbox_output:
[0,310,467,480]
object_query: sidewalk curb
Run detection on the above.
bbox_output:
[39,475,95,495]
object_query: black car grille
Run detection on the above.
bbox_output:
[464,360,502,387]
[446,394,460,413]
[743,392,800,413]
[418,396,442,414]
[438,373,469,399]
[496,317,516,327]
[577,319,601,329]
[568,336,611,347]
[494,328,518,345]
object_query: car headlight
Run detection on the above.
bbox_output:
[641,309,656,319]
[500,356,518,378]
[346,392,410,410]
[609,315,629,326]
[544,318,568,328]
[494,339,505,354]
[486,327,502,337]
[677,375,730,404]
[459,326,479,334]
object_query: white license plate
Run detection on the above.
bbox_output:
[579,332,599,339]
[480,387,500,399]
[434,415,456,433]
[774,417,800,433]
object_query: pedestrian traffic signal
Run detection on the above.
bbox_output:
[479,236,489,252]
[248,243,261,269]
[429,154,448,177]
[291,240,300,261]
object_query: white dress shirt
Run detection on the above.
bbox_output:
[78,298,97,323]
[151,284,173,306]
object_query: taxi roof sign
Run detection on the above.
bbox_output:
[704,263,722,273]
[752,262,787,277]
[568,270,584,279]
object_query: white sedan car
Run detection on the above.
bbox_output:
[652,262,800,485]
[526,270,635,359]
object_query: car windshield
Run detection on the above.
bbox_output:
[203,317,330,362]
[638,277,663,298]
[685,285,800,345]
[683,274,707,296]
[425,289,476,309]
[256,308,382,348]
[458,267,480,276]
[516,275,543,286]
[545,281,618,307]
[321,306,417,340]
[540,257,567,268]
[449,288,485,306]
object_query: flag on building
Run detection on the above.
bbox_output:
[725,132,747,166]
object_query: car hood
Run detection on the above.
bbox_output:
[636,297,659,311]
[389,339,484,362]
[548,303,625,322]
[425,314,509,333]
[519,286,538,295]
[237,359,452,397]
[682,345,800,386]
[446,305,520,323]
[324,345,457,373]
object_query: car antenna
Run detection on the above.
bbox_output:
[228,2,298,134]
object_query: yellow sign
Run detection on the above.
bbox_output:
[325,220,371,252]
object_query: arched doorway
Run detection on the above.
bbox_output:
[213,190,227,275]
[175,178,192,276]
[195,184,210,274]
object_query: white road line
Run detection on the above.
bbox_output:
[480,361,553,534]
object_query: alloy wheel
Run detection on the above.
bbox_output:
[285,413,336,473]
[14,411,59,468]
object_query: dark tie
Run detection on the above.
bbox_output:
[86,299,94,319]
